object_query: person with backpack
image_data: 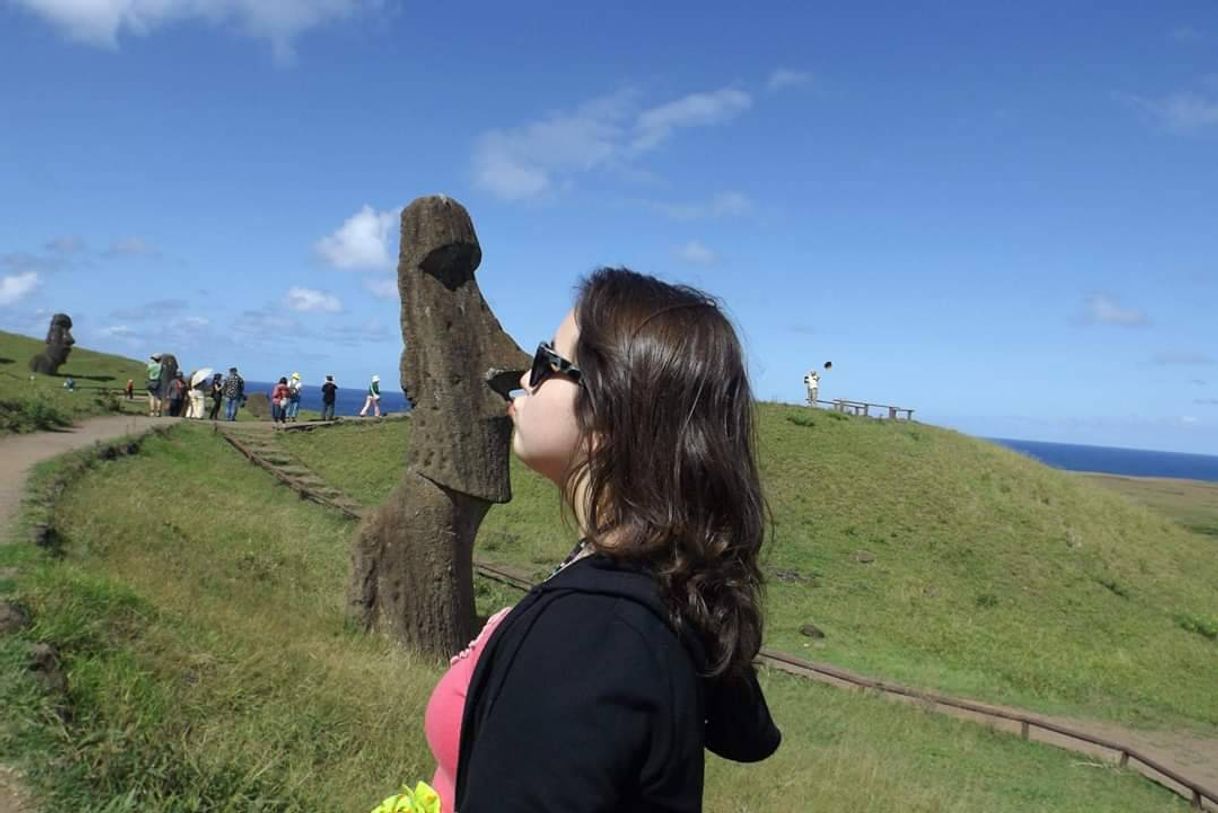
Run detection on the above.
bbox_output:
[146,354,163,417]
[286,372,303,422]
[321,375,338,421]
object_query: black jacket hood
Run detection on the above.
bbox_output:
[542,554,782,763]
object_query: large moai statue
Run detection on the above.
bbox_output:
[28,314,75,375]
[348,195,529,656]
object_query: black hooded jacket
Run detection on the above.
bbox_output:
[455,553,781,812]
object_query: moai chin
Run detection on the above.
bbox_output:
[347,195,528,656]
[28,314,75,375]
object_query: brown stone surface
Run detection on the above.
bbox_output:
[397,195,528,502]
[27,313,74,375]
[348,196,528,656]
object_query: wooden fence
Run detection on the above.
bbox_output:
[815,398,915,420]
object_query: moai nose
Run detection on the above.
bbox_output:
[485,368,526,401]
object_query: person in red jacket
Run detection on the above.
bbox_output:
[270,377,290,424]
[424,267,781,813]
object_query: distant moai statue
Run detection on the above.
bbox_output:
[28,314,75,374]
[157,354,179,395]
[348,195,528,656]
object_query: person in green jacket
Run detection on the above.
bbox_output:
[359,374,382,417]
[146,354,163,417]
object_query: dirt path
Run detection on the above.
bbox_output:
[0,415,162,813]
[0,416,162,544]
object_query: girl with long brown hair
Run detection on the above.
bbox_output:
[424,267,780,812]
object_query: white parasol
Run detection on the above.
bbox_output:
[191,367,214,387]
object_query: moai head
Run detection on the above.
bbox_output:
[29,313,75,374]
[398,195,530,502]
[44,314,75,368]
[158,354,179,390]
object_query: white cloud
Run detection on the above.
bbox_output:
[316,205,398,270]
[472,92,632,200]
[364,276,398,299]
[675,240,717,265]
[650,191,753,220]
[1120,88,1218,133]
[9,0,373,64]
[0,272,40,306]
[182,315,210,328]
[1082,294,1148,327]
[472,86,753,201]
[285,286,342,312]
[767,68,813,92]
[633,88,752,151]
[99,325,137,338]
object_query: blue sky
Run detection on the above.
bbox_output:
[1,1,1215,453]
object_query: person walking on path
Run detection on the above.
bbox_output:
[320,375,338,421]
[804,369,820,406]
[207,373,223,421]
[358,374,382,417]
[146,354,163,417]
[285,372,303,422]
[222,367,244,421]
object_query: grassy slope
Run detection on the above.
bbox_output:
[281,407,1218,730]
[0,330,146,432]
[1080,473,1218,539]
[0,425,1189,811]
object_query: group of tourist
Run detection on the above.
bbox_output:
[143,355,247,420]
[140,354,383,424]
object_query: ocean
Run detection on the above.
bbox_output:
[989,438,1218,483]
[245,380,412,417]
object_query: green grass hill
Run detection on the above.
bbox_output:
[1,424,1198,811]
[281,406,1218,730]
[0,329,146,433]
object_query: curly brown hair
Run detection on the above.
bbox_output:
[565,267,769,678]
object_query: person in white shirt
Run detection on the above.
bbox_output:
[803,370,820,406]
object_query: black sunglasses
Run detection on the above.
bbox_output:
[529,342,582,389]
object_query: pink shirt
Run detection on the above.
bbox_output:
[424,607,512,813]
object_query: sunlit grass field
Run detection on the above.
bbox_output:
[0,330,146,433]
[1081,472,1218,539]
[0,425,1193,811]
[282,409,1218,729]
